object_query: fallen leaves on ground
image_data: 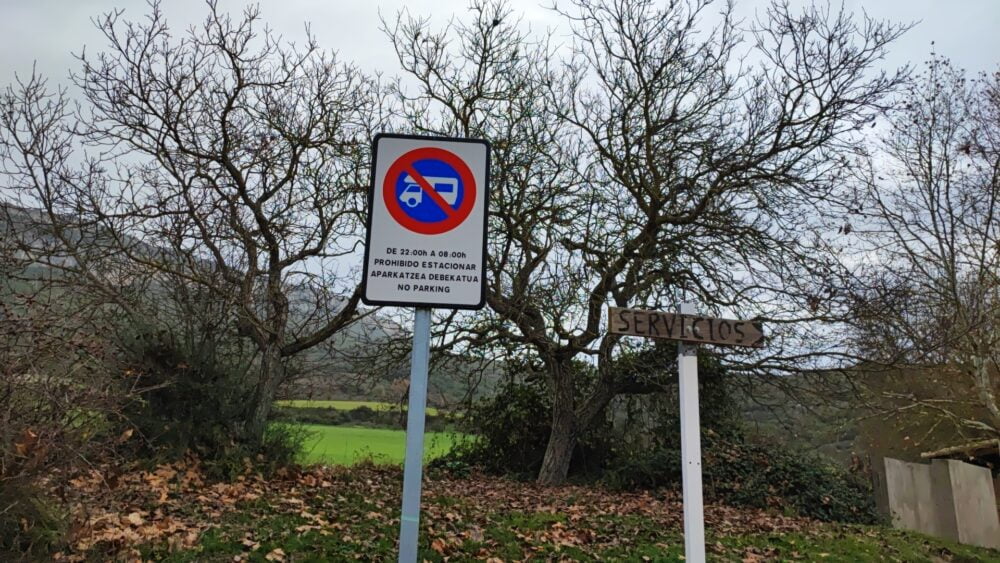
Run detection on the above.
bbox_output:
[47,459,818,561]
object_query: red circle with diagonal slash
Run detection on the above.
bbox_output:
[383,147,477,235]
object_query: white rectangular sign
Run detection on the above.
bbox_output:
[362,134,489,309]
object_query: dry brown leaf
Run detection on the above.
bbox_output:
[14,428,39,456]
[125,512,144,527]
[431,538,447,554]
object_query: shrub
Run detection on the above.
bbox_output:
[272,406,353,426]
[0,291,125,558]
[0,482,65,559]
[443,383,552,479]
[709,435,878,523]
[117,327,302,479]
[347,405,376,422]
[604,431,879,524]
[440,376,614,480]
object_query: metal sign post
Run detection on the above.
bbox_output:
[398,307,431,562]
[607,303,764,563]
[678,301,705,562]
[362,134,490,562]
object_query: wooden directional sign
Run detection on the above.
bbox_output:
[608,307,764,348]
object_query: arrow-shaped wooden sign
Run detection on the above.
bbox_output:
[608,306,764,347]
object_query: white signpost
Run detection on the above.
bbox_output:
[676,302,705,562]
[608,303,764,563]
[362,134,489,563]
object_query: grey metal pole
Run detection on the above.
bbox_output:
[398,307,432,562]
[678,301,706,562]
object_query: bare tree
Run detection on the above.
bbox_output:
[850,56,1000,446]
[388,0,908,484]
[0,1,389,442]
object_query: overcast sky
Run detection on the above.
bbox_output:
[2,0,998,88]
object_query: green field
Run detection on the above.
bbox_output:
[276,399,441,416]
[297,424,463,465]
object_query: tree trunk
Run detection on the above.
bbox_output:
[537,361,577,485]
[536,362,621,486]
[246,345,284,443]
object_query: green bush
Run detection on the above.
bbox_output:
[347,405,376,422]
[442,383,552,478]
[272,406,354,426]
[714,437,878,523]
[603,431,879,524]
[439,375,614,480]
[118,328,302,479]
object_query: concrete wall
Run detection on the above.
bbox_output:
[933,459,1000,549]
[882,458,948,537]
[995,476,1000,519]
[876,457,1000,550]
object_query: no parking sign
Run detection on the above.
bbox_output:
[362,134,489,309]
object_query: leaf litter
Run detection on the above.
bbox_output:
[44,459,865,561]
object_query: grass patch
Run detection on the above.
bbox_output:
[140,503,1000,562]
[717,526,998,562]
[297,424,462,465]
[275,400,441,416]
